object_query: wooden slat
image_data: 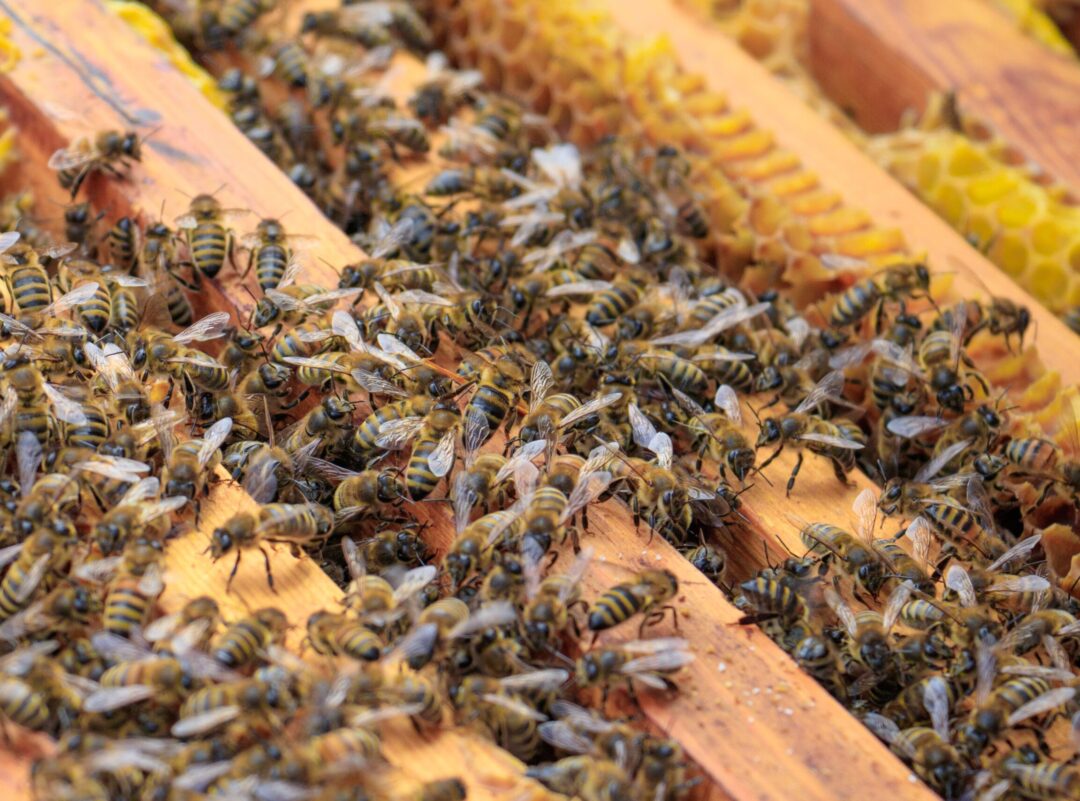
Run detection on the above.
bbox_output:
[597,0,1080,387]
[806,0,1080,196]
[0,3,942,801]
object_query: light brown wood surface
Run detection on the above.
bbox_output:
[807,0,1080,195]
[594,0,1080,389]
[0,2,944,801]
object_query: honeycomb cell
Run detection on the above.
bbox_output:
[967,171,1018,205]
[993,234,1030,277]
[995,192,1038,227]
[1031,262,1069,307]
[931,183,966,227]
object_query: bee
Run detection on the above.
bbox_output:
[281,396,355,459]
[828,262,931,331]
[461,357,525,446]
[756,371,866,495]
[320,464,408,523]
[587,567,679,637]
[218,0,273,36]
[172,666,293,738]
[371,399,460,502]
[824,586,899,679]
[852,489,936,595]
[62,202,99,253]
[527,757,635,801]
[305,610,383,662]
[999,750,1080,801]
[176,194,243,281]
[299,8,392,46]
[211,607,289,670]
[800,522,887,597]
[393,598,517,672]
[242,218,316,293]
[864,713,964,799]
[339,537,437,630]
[0,580,101,642]
[80,538,165,637]
[916,300,990,412]
[48,130,142,198]
[675,385,755,482]
[144,596,221,648]
[954,672,1072,759]
[208,503,335,590]
[0,529,64,623]
[443,509,515,590]
[409,52,483,125]
[522,547,593,652]
[888,403,1002,474]
[353,394,434,453]
[161,417,233,503]
[450,668,568,761]
[576,637,694,703]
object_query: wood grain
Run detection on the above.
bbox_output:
[807,0,1080,195]
[596,0,1080,388]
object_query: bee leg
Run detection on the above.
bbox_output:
[260,546,277,592]
[662,604,680,631]
[226,550,243,593]
[785,452,804,497]
[830,458,851,487]
[756,445,783,474]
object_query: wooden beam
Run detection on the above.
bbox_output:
[592,0,1080,388]
[806,0,1080,195]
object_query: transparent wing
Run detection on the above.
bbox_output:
[375,332,423,364]
[480,693,548,721]
[713,385,742,425]
[47,139,96,170]
[83,685,157,713]
[374,416,425,450]
[350,369,409,398]
[242,455,280,505]
[794,371,846,415]
[627,404,657,451]
[499,668,569,692]
[923,675,951,740]
[914,439,972,482]
[986,533,1042,573]
[391,565,438,604]
[43,282,100,317]
[852,487,878,544]
[798,432,864,449]
[671,387,707,419]
[559,392,622,428]
[906,517,932,568]
[171,706,241,738]
[119,477,160,507]
[448,602,518,639]
[545,280,612,298]
[538,721,593,754]
[886,416,947,439]
[984,575,1050,595]
[13,555,49,604]
[372,282,401,319]
[944,564,977,607]
[862,713,902,749]
[647,432,673,469]
[966,476,996,533]
[0,231,20,254]
[883,581,913,632]
[562,472,612,523]
[1006,687,1076,726]
[393,289,453,307]
[16,431,41,497]
[462,408,490,463]
[650,301,770,348]
[824,587,858,637]
[557,547,594,603]
[283,356,350,373]
[174,311,232,344]
[619,650,695,675]
[428,430,457,478]
[530,360,553,412]
[198,418,233,467]
[43,383,88,425]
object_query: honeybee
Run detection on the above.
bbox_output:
[144,596,221,649]
[176,194,247,281]
[756,371,865,495]
[410,52,483,125]
[576,637,694,704]
[373,398,460,501]
[522,547,593,652]
[160,417,233,504]
[827,261,931,331]
[172,666,294,738]
[462,356,525,446]
[339,537,437,630]
[675,385,755,482]
[48,130,143,198]
[800,522,887,597]
[208,503,335,591]
[241,218,317,294]
[73,538,165,637]
[281,396,355,459]
[211,607,289,670]
[863,712,963,798]
[517,360,622,446]
[587,567,679,637]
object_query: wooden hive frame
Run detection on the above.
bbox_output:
[0,1,1076,801]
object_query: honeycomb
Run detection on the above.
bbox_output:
[427,0,909,303]
[866,122,1080,313]
[108,0,227,110]
[420,0,1074,447]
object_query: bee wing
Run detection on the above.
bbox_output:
[0,231,19,254]
[616,236,640,264]
[965,476,996,533]
[692,349,755,363]
[906,517,932,568]
[797,432,864,450]
[922,675,951,740]
[530,360,553,413]
[13,554,49,604]
[282,356,348,373]
[41,281,99,317]
[671,387,707,419]
[452,473,477,536]
[171,705,242,738]
[650,302,770,348]
[138,497,187,523]
[15,431,41,498]
[303,287,364,307]
[83,685,157,713]
[388,623,439,666]
[242,457,280,505]
[499,667,569,693]
[428,429,457,478]
[494,440,546,484]
[560,392,622,428]
[819,253,868,272]
[75,457,150,482]
[331,309,363,350]
[391,565,438,604]
[627,404,657,451]
[852,487,878,544]
[1044,634,1070,672]
[373,332,419,364]
[264,289,305,312]
[1000,663,1075,681]
[119,477,160,506]
[173,311,232,344]
[73,555,123,583]
[463,408,490,462]
[986,575,1050,595]
[137,564,164,597]
[544,280,613,298]
[882,580,913,632]
[480,693,548,721]
[914,439,972,482]
[1006,687,1076,727]
[47,139,96,170]
[824,588,858,637]
[986,533,1042,573]
[342,537,366,581]
[351,369,409,398]
[562,472,611,524]
[713,385,742,425]
[43,383,87,425]
[374,416,425,450]
[448,601,519,639]
[481,509,520,548]
[0,313,38,341]
[393,289,453,307]
[619,637,690,654]
[949,300,966,367]
[862,713,902,749]
[143,612,183,643]
[619,650,695,677]
[372,282,401,320]
[90,630,151,661]
[793,371,845,415]
[944,564,977,608]
[538,721,594,754]
[0,601,48,642]
[198,418,233,467]
[886,416,947,439]
[557,547,595,603]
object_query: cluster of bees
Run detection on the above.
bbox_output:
[0,1,1078,800]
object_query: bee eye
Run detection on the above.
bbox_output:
[662,491,674,505]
